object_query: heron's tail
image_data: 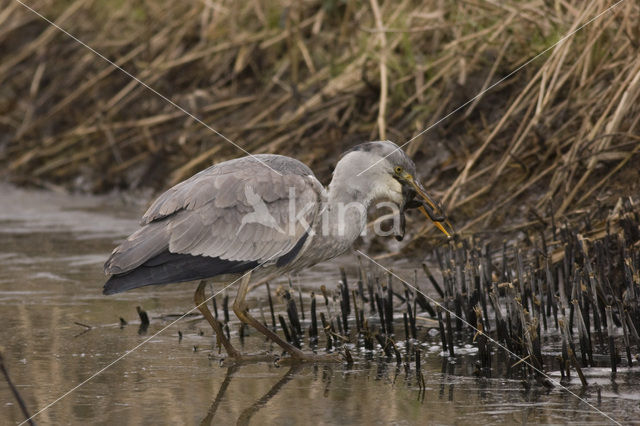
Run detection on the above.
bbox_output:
[103,251,257,295]
[104,223,169,276]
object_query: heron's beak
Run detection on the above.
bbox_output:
[401,173,454,238]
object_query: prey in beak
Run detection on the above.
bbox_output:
[394,167,455,241]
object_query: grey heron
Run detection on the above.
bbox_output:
[103,141,452,361]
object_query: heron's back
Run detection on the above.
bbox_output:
[103,154,323,294]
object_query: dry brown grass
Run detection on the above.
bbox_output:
[1,0,639,239]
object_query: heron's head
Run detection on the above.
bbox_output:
[333,140,453,239]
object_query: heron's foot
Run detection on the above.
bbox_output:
[278,351,343,365]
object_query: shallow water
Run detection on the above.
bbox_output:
[1,184,638,425]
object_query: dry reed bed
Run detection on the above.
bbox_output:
[1,0,639,238]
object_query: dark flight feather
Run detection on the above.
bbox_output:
[103,251,258,295]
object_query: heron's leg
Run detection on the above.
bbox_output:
[233,273,340,362]
[233,272,305,358]
[195,281,242,359]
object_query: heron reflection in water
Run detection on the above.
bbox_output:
[103,141,453,361]
[199,364,302,426]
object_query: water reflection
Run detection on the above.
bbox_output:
[199,361,430,426]
[199,363,310,425]
[200,365,236,425]
[235,365,301,426]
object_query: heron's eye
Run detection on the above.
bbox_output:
[394,166,403,175]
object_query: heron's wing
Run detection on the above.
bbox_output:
[105,157,322,275]
[164,169,320,262]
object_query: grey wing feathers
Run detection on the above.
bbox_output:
[165,172,318,262]
[104,155,321,275]
[103,223,169,274]
[141,155,314,224]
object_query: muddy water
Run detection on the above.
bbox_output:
[1,184,638,425]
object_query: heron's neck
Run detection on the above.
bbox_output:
[327,174,378,208]
[320,168,378,249]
